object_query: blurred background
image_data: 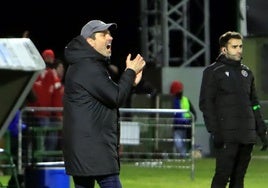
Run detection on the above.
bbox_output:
[1,0,268,149]
[1,1,268,187]
[2,0,268,151]
[0,0,238,64]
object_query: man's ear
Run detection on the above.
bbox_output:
[86,38,94,46]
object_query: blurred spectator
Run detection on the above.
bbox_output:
[170,80,197,158]
[27,49,62,160]
[28,49,61,113]
[51,59,65,120]
[133,78,158,97]
[22,30,30,38]
[51,59,65,151]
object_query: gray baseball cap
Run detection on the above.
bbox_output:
[80,20,117,39]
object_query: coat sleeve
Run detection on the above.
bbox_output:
[199,67,218,133]
[250,75,268,136]
[80,63,136,108]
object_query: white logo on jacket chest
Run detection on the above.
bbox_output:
[241,70,248,77]
[225,71,229,77]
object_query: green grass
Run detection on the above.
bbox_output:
[120,160,212,188]
[1,146,268,188]
[105,145,268,188]
[116,156,268,188]
[66,146,265,188]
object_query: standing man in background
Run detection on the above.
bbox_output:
[170,80,196,158]
[199,31,267,188]
[62,20,146,188]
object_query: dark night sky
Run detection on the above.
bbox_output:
[0,0,237,67]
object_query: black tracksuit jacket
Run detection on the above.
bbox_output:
[199,55,266,144]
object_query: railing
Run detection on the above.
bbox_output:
[18,107,63,174]
[119,108,195,180]
[17,107,195,180]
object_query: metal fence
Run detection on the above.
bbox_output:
[16,107,195,179]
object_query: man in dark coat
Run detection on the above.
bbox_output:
[199,31,267,188]
[62,20,146,188]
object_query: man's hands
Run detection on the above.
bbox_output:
[125,54,146,86]
[257,120,268,151]
[126,54,145,74]
[134,71,143,86]
[253,109,268,151]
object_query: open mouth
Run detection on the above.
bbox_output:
[106,44,111,49]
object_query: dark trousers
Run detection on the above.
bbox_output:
[73,174,122,188]
[211,143,253,188]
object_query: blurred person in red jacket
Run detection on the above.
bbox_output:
[27,49,62,160]
[28,49,61,115]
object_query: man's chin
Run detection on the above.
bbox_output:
[105,51,112,57]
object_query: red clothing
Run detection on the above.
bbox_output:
[52,83,64,118]
[28,68,61,117]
